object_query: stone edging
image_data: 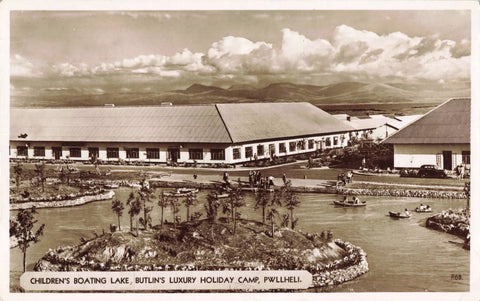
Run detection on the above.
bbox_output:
[312,240,368,287]
[338,187,466,199]
[10,190,115,210]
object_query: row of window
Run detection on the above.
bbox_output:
[16,146,226,160]
[233,139,318,160]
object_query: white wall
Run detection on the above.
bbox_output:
[10,132,350,165]
[393,144,470,169]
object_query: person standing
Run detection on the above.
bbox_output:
[282,173,287,184]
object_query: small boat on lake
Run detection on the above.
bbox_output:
[215,193,230,199]
[333,200,366,207]
[104,183,119,189]
[241,187,274,193]
[164,188,199,197]
[415,206,432,213]
[389,211,411,218]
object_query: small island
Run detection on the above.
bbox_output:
[34,217,368,290]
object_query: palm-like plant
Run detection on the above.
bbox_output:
[282,181,300,229]
[266,208,279,236]
[183,193,197,222]
[11,207,45,272]
[170,195,180,228]
[13,162,23,191]
[205,191,221,241]
[228,186,245,235]
[111,198,125,231]
[255,187,270,224]
[126,191,141,231]
[157,191,169,228]
[34,162,46,192]
[138,177,154,230]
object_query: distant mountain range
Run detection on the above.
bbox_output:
[171,81,469,105]
[11,81,470,109]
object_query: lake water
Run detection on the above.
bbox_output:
[10,188,469,292]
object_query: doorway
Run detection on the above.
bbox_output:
[442,151,452,170]
[52,147,62,160]
[167,147,180,163]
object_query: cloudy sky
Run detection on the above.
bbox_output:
[10,10,471,94]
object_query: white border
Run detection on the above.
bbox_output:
[1,1,479,301]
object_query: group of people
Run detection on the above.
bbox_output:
[248,170,276,189]
[337,170,353,185]
[417,203,431,210]
[342,195,361,204]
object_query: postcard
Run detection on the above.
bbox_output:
[1,1,478,300]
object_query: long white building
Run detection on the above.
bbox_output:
[10,102,356,165]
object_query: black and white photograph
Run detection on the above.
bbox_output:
[1,0,478,298]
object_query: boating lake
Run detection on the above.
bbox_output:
[10,189,469,292]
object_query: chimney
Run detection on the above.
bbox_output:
[346,116,351,122]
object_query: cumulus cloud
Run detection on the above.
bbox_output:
[11,55,41,77]
[52,62,90,77]
[12,25,471,84]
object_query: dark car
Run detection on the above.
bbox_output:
[417,164,448,178]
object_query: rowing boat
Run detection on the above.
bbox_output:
[389,211,411,218]
[333,200,366,207]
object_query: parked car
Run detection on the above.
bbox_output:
[417,164,448,178]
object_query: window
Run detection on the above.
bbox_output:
[88,147,99,159]
[70,147,81,158]
[189,148,203,160]
[107,148,119,158]
[233,148,241,160]
[289,142,296,152]
[126,148,139,159]
[211,149,225,160]
[279,143,286,153]
[34,146,45,157]
[325,138,331,147]
[333,137,339,146]
[462,151,471,164]
[308,139,314,149]
[245,147,253,158]
[146,148,160,159]
[257,145,264,156]
[17,146,28,156]
[297,140,305,150]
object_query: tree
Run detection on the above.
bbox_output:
[126,191,141,232]
[255,187,270,224]
[11,207,45,272]
[282,180,301,229]
[280,213,290,228]
[13,162,23,191]
[111,198,125,231]
[266,208,279,236]
[228,186,245,235]
[204,191,221,241]
[170,195,180,228]
[465,181,470,212]
[138,178,154,230]
[267,190,282,235]
[34,162,47,192]
[183,193,197,222]
[157,191,169,228]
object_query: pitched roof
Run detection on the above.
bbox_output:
[10,105,232,143]
[382,98,470,144]
[216,102,355,143]
[10,102,356,144]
